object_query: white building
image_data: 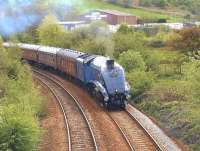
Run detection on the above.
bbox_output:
[57,21,88,30]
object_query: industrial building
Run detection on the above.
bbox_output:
[78,9,138,25]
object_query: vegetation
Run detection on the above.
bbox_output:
[166,27,200,60]
[140,0,200,15]
[10,12,200,150]
[100,0,200,18]
[37,15,114,56]
[80,0,182,22]
[0,37,43,151]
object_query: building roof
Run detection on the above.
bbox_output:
[94,9,134,17]
[58,21,85,25]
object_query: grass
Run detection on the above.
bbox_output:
[77,0,183,22]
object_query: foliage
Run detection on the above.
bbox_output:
[37,16,114,56]
[118,50,146,72]
[133,58,200,150]
[167,28,200,58]
[113,30,146,57]
[81,0,181,22]
[79,38,105,55]
[0,109,40,151]
[140,0,167,7]
[117,24,134,34]
[127,70,155,97]
[16,26,39,44]
[181,59,200,91]
[140,0,200,16]
[106,0,134,8]
[0,38,42,151]
[177,28,200,52]
[37,15,66,47]
[14,12,200,150]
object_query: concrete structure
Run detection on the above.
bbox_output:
[57,21,87,30]
[79,9,137,25]
[133,23,184,30]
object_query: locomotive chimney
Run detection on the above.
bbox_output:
[106,59,114,69]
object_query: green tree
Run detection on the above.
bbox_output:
[37,15,65,47]
[127,70,155,96]
[117,24,134,34]
[0,109,40,151]
[118,50,146,72]
[0,36,42,151]
[71,21,114,56]
[113,31,146,58]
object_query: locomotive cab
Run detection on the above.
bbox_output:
[102,59,130,109]
[90,57,130,109]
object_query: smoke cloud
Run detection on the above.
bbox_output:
[0,0,83,36]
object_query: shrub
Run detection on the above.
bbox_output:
[0,37,42,150]
[117,24,134,34]
[37,15,66,47]
[79,38,106,55]
[0,107,40,151]
[127,70,155,97]
[118,50,146,72]
[141,50,162,72]
[168,28,200,53]
[113,31,146,58]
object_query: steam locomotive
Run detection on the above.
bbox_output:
[3,43,131,109]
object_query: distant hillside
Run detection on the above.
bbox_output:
[80,0,183,22]
[140,0,200,14]
[98,0,200,19]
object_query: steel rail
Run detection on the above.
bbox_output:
[107,113,136,151]
[126,107,165,151]
[33,69,99,151]
[34,75,72,151]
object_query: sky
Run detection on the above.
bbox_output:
[0,0,82,36]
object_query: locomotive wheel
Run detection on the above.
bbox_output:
[86,85,93,96]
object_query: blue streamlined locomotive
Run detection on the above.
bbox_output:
[3,43,131,109]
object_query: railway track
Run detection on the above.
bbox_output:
[34,76,71,151]
[33,67,181,151]
[33,70,98,151]
[33,68,134,150]
[108,111,159,151]
[126,105,182,151]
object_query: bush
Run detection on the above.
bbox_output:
[118,50,146,72]
[141,50,162,72]
[117,24,134,34]
[168,28,200,53]
[0,38,43,150]
[127,70,155,97]
[113,31,146,58]
[78,38,106,55]
[0,108,40,151]
[37,15,66,47]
